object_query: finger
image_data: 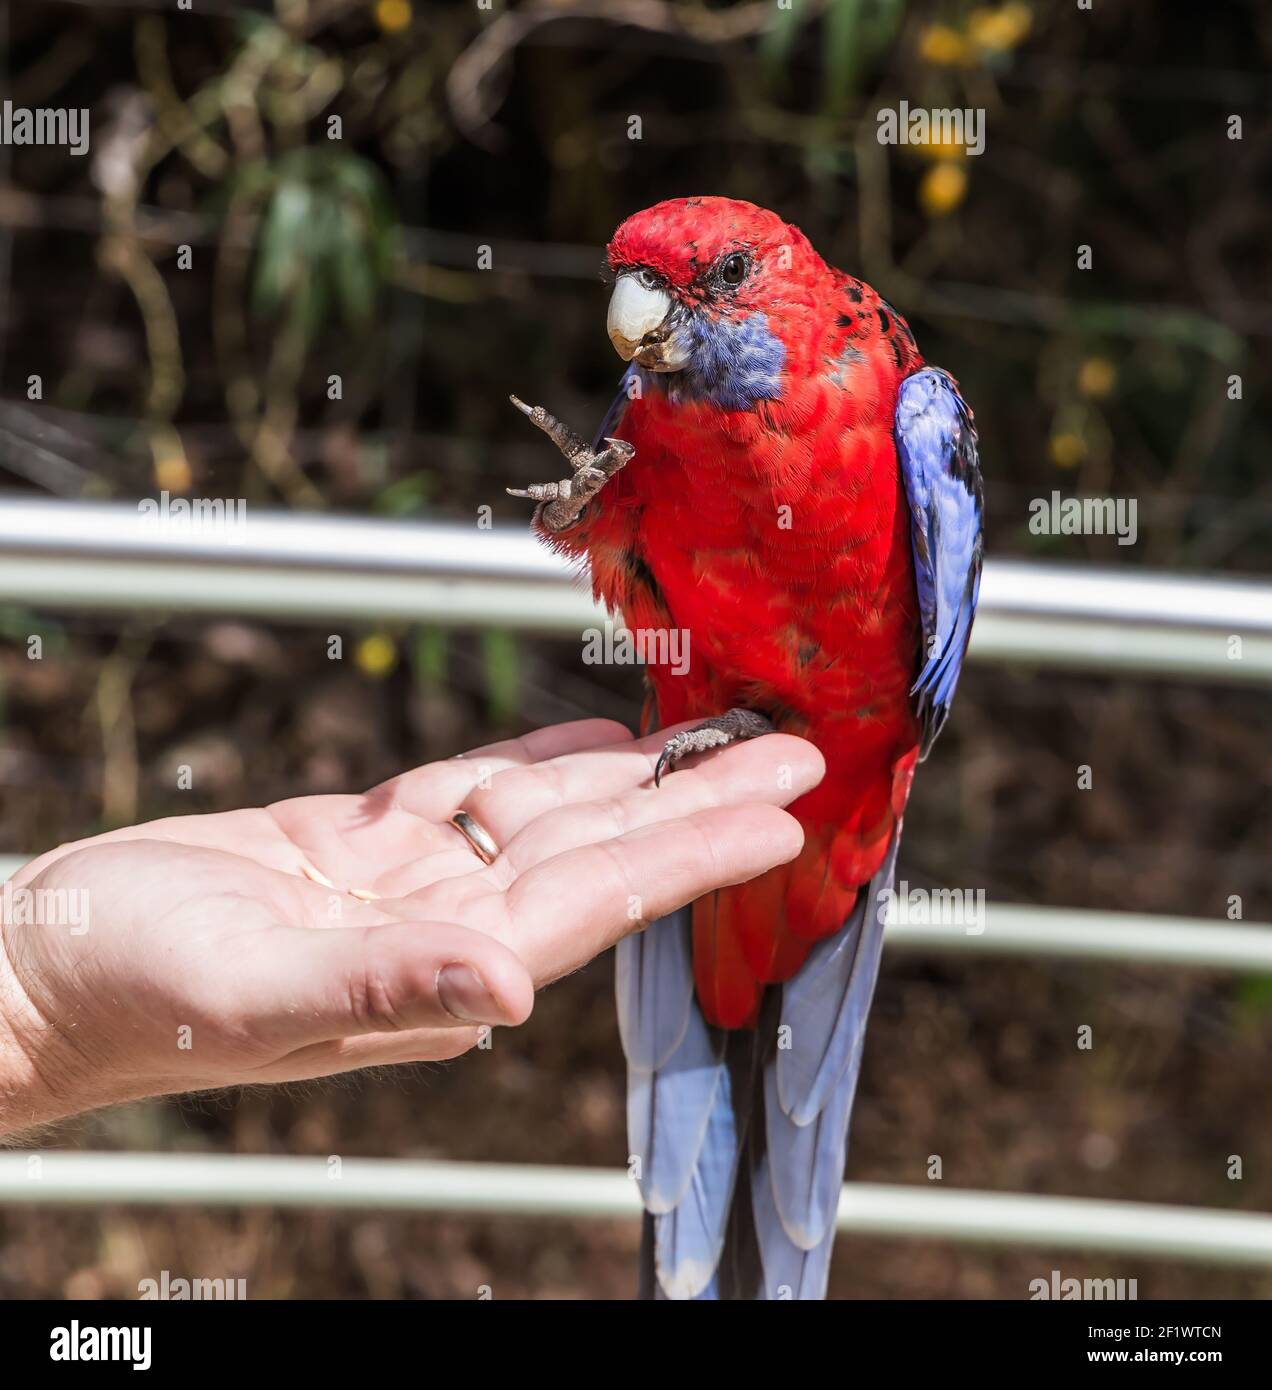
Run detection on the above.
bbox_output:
[260,720,636,894]
[495,733,824,876]
[8,721,639,892]
[366,718,633,822]
[457,719,734,847]
[505,803,805,985]
[227,919,535,1051]
[245,1025,485,1082]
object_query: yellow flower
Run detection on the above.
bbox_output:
[1078,357,1116,399]
[919,162,967,217]
[355,632,398,678]
[374,0,412,35]
[968,3,1032,54]
[918,24,968,67]
[1049,432,1086,469]
[152,429,193,493]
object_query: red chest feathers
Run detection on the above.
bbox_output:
[587,381,922,735]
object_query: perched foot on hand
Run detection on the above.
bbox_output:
[506,395,634,532]
[654,709,776,787]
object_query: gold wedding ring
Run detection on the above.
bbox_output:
[449,810,499,866]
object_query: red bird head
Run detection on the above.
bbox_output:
[604,197,830,411]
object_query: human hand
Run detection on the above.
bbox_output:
[0,718,823,1134]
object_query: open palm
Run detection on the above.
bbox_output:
[0,719,822,1133]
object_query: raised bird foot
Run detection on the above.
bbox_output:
[654,708,776,787]
[506,394,634,532]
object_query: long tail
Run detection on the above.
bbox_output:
[618,831,901,1300]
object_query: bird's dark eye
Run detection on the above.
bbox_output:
[719,253,747,286]
[637,268,660,290]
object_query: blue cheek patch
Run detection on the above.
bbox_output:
[639,309,786,412]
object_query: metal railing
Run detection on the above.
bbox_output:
[1,495,1270,1272]
[2,498,1271,680]
[2,1153,1270,1268]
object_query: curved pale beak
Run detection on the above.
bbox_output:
[607,274,691,372]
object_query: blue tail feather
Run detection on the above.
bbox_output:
[750,1152,838,1300]
[775,835,900,1126]
[624,836,901,1299]
[626,1009,726,1214]
[652,1068,740,1298]
[762,1056,857,1250]
[616,906,696,1071]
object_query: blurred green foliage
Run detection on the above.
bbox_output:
[243,148,399,342]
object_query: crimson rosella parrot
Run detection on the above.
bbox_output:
[509,197,984,1299]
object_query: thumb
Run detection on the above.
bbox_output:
[234,919,535,1051]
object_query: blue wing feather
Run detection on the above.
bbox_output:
[895,367,984,757]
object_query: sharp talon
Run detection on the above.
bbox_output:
[650,711,774,788]
[510,394,628,530]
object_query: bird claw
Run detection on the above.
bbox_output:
[507,481,571,503]
[507,394,633,532]
[653,709,777,787]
